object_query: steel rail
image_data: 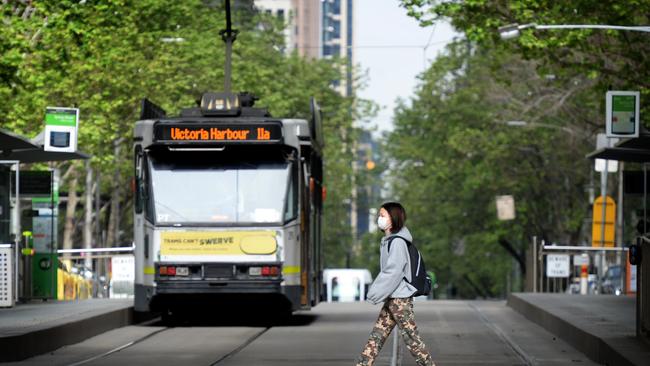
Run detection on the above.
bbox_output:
[57,246,134,254]
[209,327,271,365]
[66,322,168,366]
[541,245,628,252]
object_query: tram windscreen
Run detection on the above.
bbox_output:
[149,157,294,224]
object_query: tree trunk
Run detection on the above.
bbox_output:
[105,140,123,247]
[62,166,79,250]
[83,160,93,269]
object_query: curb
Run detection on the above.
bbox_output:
[0,306,134,362]
[507,293,637,366]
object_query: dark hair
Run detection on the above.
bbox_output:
[381,202,406,234]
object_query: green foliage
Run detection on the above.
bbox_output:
[1,1,370,252]
[386,41,594,298]
[399,0,650,124]
[392,0,650,298]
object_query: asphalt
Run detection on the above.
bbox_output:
[0,299,133,362]
[4,295,644,365]
[508,292,650,366]
[4,301,598,366]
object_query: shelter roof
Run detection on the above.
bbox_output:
[0,129,89,163]
[587,135,650,163]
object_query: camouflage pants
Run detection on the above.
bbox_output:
[356,297,434,366]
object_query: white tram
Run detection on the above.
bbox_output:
[133,92,324,317]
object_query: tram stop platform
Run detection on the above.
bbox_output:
[0,299,133,362]
[508,293,650,366]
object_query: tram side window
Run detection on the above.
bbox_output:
[135,150,154,222]
[284,162,298,222]
[144,160,155,223]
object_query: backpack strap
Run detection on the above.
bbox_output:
[387,236,415,284]
[387,236,412,252]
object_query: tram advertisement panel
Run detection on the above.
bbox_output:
[160,230,277,256]
[154,123,282,143]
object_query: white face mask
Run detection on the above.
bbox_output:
[377,216,390,231]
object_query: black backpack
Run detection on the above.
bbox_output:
[387,236,432,297]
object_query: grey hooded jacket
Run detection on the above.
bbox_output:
[366,226,417,304]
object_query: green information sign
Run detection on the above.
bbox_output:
[606,91,640,138]
[44,107,79,152]
[612,95,635,112]
[45,108,78,127]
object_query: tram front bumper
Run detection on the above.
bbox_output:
[148,279,294,312]
[154,279,283,294]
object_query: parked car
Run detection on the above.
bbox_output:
[601,265,624,295]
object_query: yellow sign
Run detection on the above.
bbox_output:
[160,231,277,256]
[592,196,616,247]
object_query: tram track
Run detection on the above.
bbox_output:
[467,302,536,366]
[208,327,271,365]
[64,317,271,366]
[66,318,169,366]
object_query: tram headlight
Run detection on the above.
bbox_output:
[200,92,241,116]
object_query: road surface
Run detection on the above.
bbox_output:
[7,300,597,366]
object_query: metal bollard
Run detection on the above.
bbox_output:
[580,264,588,295]
[390,328,400,366]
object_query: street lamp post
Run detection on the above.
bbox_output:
[499,120,592,139]
[499,23,650,40]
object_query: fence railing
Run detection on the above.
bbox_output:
[16,245,135,301]
[530,237,630,295]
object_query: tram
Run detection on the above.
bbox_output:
[133,92,324,316]
[133,1,324,317]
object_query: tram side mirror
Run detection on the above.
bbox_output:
[134,149,145,214]
[629,242,641,265]
[310,97,324,149]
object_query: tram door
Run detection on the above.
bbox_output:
[310,157,323,306]
[300,162,311,309]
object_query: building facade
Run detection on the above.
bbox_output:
[321,0,354,96]
[254,0,321,58]
[254,0,354,96]
[253,0,295,54]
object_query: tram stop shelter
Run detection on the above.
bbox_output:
[587,132,650,342]
[1,128,88,307]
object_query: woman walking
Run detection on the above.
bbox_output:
[356,202,435,366]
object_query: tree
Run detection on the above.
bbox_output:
[2,1,371,269]
[385,41,595,298]
[400,0,650,122]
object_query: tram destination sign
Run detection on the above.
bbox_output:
[155,122,282,143]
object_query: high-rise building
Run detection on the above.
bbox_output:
[253,0,295,53]
[321,0,354,96]
[292,0,321,58]
[254,0,321,58]
[254,0,354,89]
[355,130,380,237]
